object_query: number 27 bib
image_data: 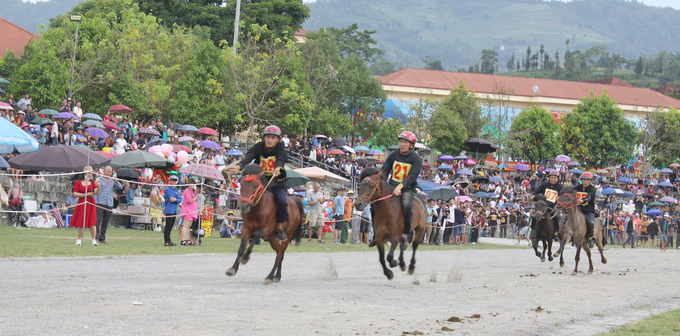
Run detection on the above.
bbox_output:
[391,161,412,183]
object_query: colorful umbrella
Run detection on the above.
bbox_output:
[101,120,120,131]
[454,155,468,160]
[285,169,310,188]
[198,127,218,136]
[178,136,194,142]
[497,164,509,169]
[457,169,473,175]
[82,113,102,121]
[567,161,581,166]
[514,163,529,171]
[660,168,673,173]
[353,146,369,152]
[139,127,160,136]
[617,177,633,183]
[226,149,244,156]
[414,143,426,149]
[0,117,40,154]
[555,155,571,163]
[669,163,680,168]
[179,163,225,182]
[327,149,344,155]
[489,176,504,183]
[56,112,78,120]
[108,104,133,114]
[110,150,174,169]
[343,145,355,154]
[569,168,583,174]
[0,102,13,110]
[366,149,384,156]
[439,155,455,161]
[175,145,191,152]
[315,134,327,138]
[86,127,108,138]
[82,120,104,128]
[437,164,453,171]
[456,196,473,202]
[660,196,677,203]
[658,181,673,187]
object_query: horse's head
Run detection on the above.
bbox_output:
[556,186,576,211]
[533,195,548,220]
[239,164,265,214]
[354,166,382,212]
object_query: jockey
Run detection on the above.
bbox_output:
[230,125,289,241]
[532,170,563,234]
[380,131,423,250]
[575,172,597,240]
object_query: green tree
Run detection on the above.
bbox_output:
[634,56,644,78]
[327,23,384,62]
[642,107,680,167]
[524,46,531,71]
[370,58,397,76]
[429,103,468,156]
[506,53,515,72]
[560,91,637,167]
[480,49,498,74]
[440,80,485,138]
[372,118,403,148]
[423,55,444,71]
[509,105,561,164]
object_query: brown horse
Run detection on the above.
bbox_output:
[354,167,426,280]
[553,186,607,275]
[225,164,304,284]
[532,196,555,263]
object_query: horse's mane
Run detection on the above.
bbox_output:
[359,166,380,181]
[533,194,546,202]
[242,163,263,176]
[560,185,575,195]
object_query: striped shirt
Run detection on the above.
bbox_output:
[94,176,123,207]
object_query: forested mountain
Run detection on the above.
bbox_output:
[1,0,82,33]
[304,0,680,69]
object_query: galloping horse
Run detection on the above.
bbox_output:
[225,164,304,284]
[553,186,607,275]
[354,167,426,280]
[532,195,555,263]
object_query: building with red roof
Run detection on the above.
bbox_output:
[0,18,37,58]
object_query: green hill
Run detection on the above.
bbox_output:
[1,0,82,33]
[304,0,680,69]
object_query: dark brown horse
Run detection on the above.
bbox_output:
[532,196,555,263]
[225,164,304,284]
[553,186,607,275]
[354,167,426,280]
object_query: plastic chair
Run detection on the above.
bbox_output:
[62,214,72,228]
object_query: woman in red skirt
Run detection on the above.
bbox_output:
[72,166,100,246]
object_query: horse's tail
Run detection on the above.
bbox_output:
[292,195,305,244]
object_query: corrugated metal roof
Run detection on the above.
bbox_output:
[0,18,37,58]
[380,68,680,109]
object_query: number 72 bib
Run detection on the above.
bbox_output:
[391,161,412,183]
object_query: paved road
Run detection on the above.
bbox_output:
[1,246,679,335]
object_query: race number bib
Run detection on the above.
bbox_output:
[544,188,558,203]
[260,156,276,174]
[391,161,412,183]
[576,192,588,206]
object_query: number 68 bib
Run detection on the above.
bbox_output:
[260,156,276,175]
[391,161,412,183]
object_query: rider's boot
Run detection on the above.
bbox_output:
[277,222,288,241]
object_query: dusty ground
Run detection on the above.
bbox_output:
[1,244,679,335]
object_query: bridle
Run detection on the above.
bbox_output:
[359,178,394,205]
[240,174,264,206]
[556,193,576,211]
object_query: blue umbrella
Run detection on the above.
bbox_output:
[438,164,453,171]
[418,179,449,193]
[489,176,504,183]
[497,164,509,169]
[146,138,166,148]
[0,155,9,169]
[645,209,663,216]
[660,168,673,173]
[472,191,488,197]
[602,188,616,195]
[353,146,369,152]
[457,169,473,175]
[454,155,468,160]
[658,181,673,187]
[514,163,529,171]
[545,168,555,172]
[569,168,583,174]
[82,113,102,121]
[617,177,633,183]
[675,177,680,182]
[82,120,103,128]
[366,149,384,156]
[621,191,635,197]
[523,206,535,211]
[180,124,199,132]
[484,192,499,198]
[226,149,244,156]
[0,118,40,154]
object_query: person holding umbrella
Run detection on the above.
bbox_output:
[226,125,290,242]
[72,166,101,246]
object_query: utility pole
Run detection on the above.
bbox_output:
[232,0,242,55]
[68,14,82,99]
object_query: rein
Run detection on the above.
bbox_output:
[557,193,576,211]
[363,178,394,204]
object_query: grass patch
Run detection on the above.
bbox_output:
[602,309,680,335]
[0,226,524,258]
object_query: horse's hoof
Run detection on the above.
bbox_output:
[400,265,406,272]
[240,257,249,265]
[408,267,415,275]
[386,271,394,280]
[571,271,578,276]
[389,260,397,268]
[536,252,541,257]
[226,268,236,276]
[549,256,554,262]
[553,252,560,257]
[272,277,281,283]
[560,262,565,267]
[264,278,273,285]
[541,257,546,262]
[587,270,593,275]
[602,258,607,264]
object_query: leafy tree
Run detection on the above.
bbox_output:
[372,118,402,148]
[560,91,637,167]
[509,105,561,164]
[327,23,384,62]
[539,44,545,69]
[480,49,498,74]
[554,51,561,78]
[370,58,397,76]
[506,53,515,72]
[429,103,468,156]
[642,107,680,167]
[405,99,438,146]
[525,46,531,71]
[440,80,485,138]
[634,56,644,78]
[423,55,444,71]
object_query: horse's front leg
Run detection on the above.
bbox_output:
[572,245,581,275]
[386,234,399,268]
[377,241,393,280]
[548,238,554,262]
[583,243,594,274]
[532,236,541,258]
[265,238,284,284]
[226,231,250,276]
[242,228,264,264]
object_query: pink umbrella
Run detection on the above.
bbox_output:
[315,135,327,138]
[555,155,571,163]
[414,143,426,149]
[669,163,680,168]
[179,163,225,182]
[463,159,476,165]
[456,196,473,203]
[0,102,14,110]
[198,127,217,136]
[108,104,133,114]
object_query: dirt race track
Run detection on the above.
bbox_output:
[1,245,679,336]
